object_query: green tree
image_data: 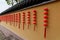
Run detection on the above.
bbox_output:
[15,0,23,3]
[5,0,13,6]
[5,0,23,6]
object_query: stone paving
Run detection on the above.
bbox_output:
[0,25,24,40]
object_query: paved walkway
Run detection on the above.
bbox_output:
[0,25,24,40]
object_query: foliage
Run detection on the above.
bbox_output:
[5,0,23,6]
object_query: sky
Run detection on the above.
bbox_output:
[0,0,10,13]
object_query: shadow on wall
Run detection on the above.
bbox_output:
[0,25,24,40]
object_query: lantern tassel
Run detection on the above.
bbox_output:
[28,24,29,29]
[23,23,24,30]
[34,24,36,31]
[44,27,46,39]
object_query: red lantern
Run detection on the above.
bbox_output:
[3,16,5,22]
[2,16,3,21]
[6,15,7,24]
[13,14,15,26]
[22,12,25,30]
[44,15,48,19]
[10,15,13,24]
[33,10,36,13]
[4,16,6,23]
[15,14,18,27]
[9,15,12,25]
[44,19,48,23]
[18,13,20,29]
[27,11,30,29]
[33,10,37,31]
[2,16,4,21]
[43,7,48,40]
[8,15,11,24]
[44,7,48,11]
[44,11,48,15]
[44,23,48,27]
[11,15,13,22]
[0,16,1,22]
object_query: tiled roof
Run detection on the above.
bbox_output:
[0,0,55,15]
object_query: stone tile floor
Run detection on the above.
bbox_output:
[0,25,24,40]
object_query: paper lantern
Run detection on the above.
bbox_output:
[44,19,48,23]
[44,7,48,11]
[22,12,25,30]
[13,14,16,26]
[27,11,30,29]
[44,11,48,15]
[18,13,20,29]
[33,10,37,31]
[43,7,48,40]
[44,15,48,19]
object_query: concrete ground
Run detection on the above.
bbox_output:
[0,25,24,40]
